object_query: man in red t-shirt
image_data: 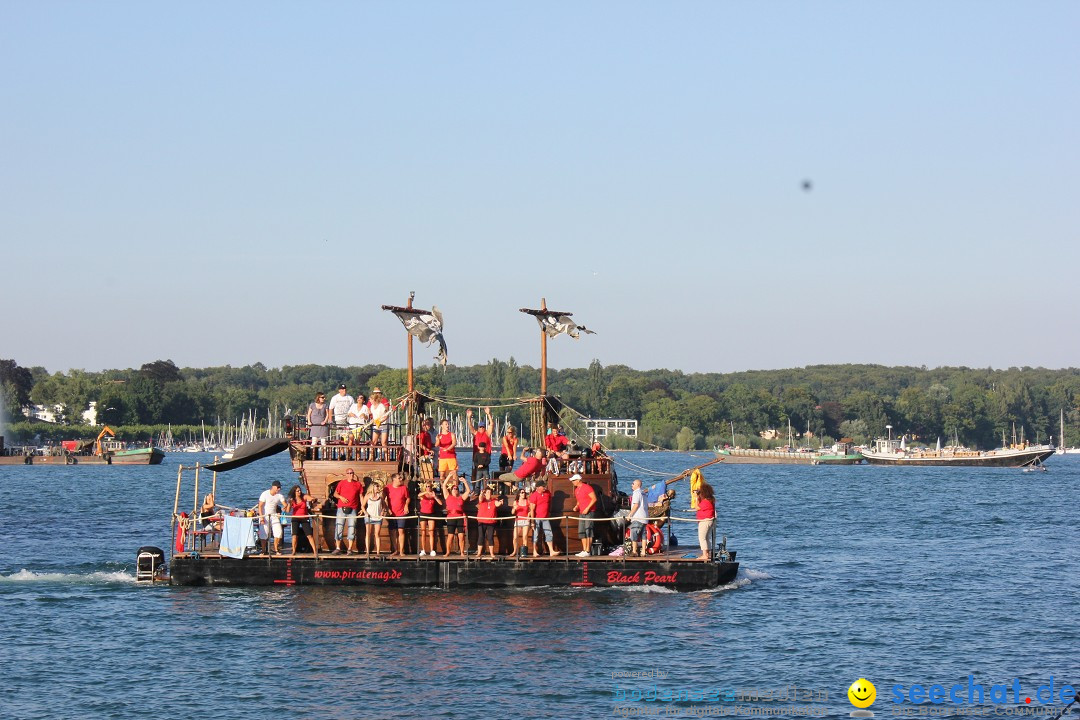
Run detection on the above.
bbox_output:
[528,479,558,557]
[498,447,544,490]
[571,473,597,557]
[332,469,363,554]
[384,472,411,557]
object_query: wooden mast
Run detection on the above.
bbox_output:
[540,297,547,396]
[406,291,414,394]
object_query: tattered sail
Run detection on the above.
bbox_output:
[391,306,448,366]
[534,313,596,340]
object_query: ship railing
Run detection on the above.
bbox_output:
[178,510,723,560]
[297,443,403,463]
[542,458,612,476]
[295,418,403,446]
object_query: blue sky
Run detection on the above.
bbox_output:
[3,2,1078,374]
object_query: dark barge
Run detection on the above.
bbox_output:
[169,552,739,591]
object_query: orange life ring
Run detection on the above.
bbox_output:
[645,523,662,555]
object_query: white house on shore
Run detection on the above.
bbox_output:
[584,417,638,441]
[22,401,99,426]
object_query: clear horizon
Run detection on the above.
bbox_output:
[4,2,1078,375]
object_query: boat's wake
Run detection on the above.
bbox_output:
[0,568,136,585]
[690,567,773,594]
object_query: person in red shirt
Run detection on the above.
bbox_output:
[528,480,558,556]
[417,481,442,557]
[384,472,411,558]
[510,488,531,558]
[415,416,435,479]
[544,423,561,453]
[498,447,544,490]
[571,474,597,557]
[332,469,363,554]
[499,424,519,474]
[437,418,458,479]
[474,486,504,559]
[287,485,319,557]
[416,417,435,456]
[441,473,473,557]
[695,482,717,561]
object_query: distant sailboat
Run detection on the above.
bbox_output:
[1058,408,1080,454]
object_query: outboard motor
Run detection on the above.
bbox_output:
[136,546,167,583]
[283,415,294,438]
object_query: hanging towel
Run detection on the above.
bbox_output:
[220,515,256,559]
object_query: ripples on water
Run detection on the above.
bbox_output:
[2,452,1078,719]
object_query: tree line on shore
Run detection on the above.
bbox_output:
[3,358,1080,451]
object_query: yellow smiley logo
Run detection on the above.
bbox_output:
[848,678,876,708]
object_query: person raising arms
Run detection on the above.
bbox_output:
[441,473,472,557]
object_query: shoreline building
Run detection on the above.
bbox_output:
[584,417,638,443]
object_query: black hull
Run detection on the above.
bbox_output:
[169,555,739,592]
[862,448,1055,467]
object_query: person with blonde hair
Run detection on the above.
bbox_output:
[363,478,385,558]
[694,482,717,561]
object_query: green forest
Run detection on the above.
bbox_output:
[3,358,1080,451]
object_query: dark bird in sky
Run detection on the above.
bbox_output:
[801,179,813,192]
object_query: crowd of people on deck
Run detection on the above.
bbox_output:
[197,385,720,561]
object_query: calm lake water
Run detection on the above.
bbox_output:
[3,451,1078,720]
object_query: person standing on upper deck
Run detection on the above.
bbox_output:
[436,418,458,479]
[499,424,518,473]
[368,388,391,457]
[346,393,370,446]
[327,384,354,441]
[571,474,597,557]
[415,416,435,458]
[307,392,331,448]
[466,407,494,483]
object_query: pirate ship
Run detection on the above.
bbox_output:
[161,295,739,591]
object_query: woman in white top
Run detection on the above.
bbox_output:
[346,394,371,446]
[363,480,384,558]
